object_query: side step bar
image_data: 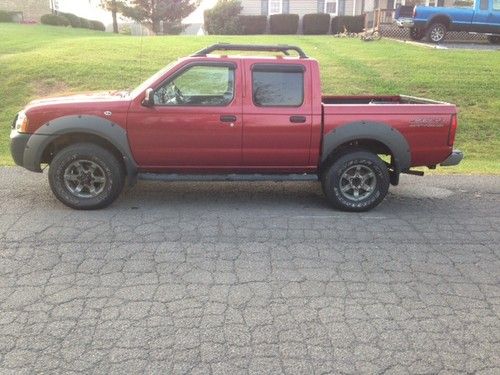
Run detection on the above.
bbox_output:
[137,173,319,182]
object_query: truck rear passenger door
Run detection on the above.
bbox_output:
[242,61,312,169]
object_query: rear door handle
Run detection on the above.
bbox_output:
[220,115,237,123]
[290,115,307,123]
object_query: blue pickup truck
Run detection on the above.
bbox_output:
[395,0,500,43]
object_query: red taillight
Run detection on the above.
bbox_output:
[448,114,457,146]
[413,6,417,17]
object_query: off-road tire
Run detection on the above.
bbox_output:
[426,22,447,43]
[48,143,125,210]
[321,150,390,212]
[409,27,425,41]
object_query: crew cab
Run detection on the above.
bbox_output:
[10,44,462,211]
[396,0,500,43]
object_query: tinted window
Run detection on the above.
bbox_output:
[480,0,488,10]
[154,65,234,106]
[252,66,304,107]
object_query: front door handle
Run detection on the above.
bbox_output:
[220,115,237,123]
[290,115,307,123]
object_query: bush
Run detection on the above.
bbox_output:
[79,17,90,29]
[331,15,365,34]
[204,0,242,35]
[41,14,70,27]
[60,12,81,28]
[238,15,267,34]
[0,10,13,22]
[302,13,330,35]
[89,20,105,31]
[269,14,299,34]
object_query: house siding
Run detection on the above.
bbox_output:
[0,0,50,21]
[242,0,362,16]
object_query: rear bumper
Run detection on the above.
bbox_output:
[395,18,415,28]
[10,129,31,167]
[440,150,463,166]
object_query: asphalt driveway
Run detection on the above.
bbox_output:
[0,167,499,374]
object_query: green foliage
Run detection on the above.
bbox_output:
[204,0,243,35]
[79,17,90,29]
[40,14,70,27]
[269,14,299,35]
[60,13,81,28]
[0,10,13,23]
[331,15,365,34]
[120,0,196,34]
[0,24,499,172]
[238,15,267,35]
[302,13,330,35]
[89,20,106,31]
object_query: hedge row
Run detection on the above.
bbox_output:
[41,13,105,31]
[0,10,13,22]
[205,12,365,35]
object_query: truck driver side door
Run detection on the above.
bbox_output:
[127,61,242,170]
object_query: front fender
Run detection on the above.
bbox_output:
[321,121,411,173]
[23,115,137,177]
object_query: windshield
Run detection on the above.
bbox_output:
[130,61,178,99]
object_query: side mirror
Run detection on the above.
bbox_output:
[142,88,154,107]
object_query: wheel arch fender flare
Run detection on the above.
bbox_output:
[426,14,452,28]
[23,115,138,177]
[321,121,411,173]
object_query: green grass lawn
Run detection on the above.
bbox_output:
[1,23,499,172]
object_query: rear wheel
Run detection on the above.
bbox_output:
[48,143,125,210]
[321,150,390,212]
[487,35,500,44]
[426,22,447,43]
[409,27,425,41]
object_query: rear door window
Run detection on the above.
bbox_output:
[252,64,304,107]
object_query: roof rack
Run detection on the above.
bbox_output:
[192,43,308,58]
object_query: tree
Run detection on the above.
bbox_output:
[101,0,122,33]
[120,0,197,34]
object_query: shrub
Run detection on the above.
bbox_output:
[302,13,330,35]
[269,14,299,34]
[60,13,81,28]
[79,17,90,29]
[204,0,242,35]
[239,15,267,34]
[0,10,13,22]
[331,15,365,34]
[89,20,105,31]
[41,14,70,27]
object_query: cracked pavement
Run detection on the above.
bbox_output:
[0,167,499,374]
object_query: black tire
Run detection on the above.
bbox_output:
[48,143,125,210]
[487,35,500,44]
[426,22,447,43]
[409,27,425,41]
[321,150,390,212]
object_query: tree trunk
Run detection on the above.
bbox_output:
[111,0,119,33]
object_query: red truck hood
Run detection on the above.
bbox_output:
[27,91,130,109]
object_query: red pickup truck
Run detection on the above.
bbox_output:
[10,44,462,211]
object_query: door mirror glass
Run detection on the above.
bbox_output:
[142,88,154,107]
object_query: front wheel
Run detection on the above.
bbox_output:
[321,150,390,212]
[487,35,500,44]
[409,27,425,41]
[426,23,447,43]
[48,143,125,210]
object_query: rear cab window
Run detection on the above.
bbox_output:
[251,64,305,107]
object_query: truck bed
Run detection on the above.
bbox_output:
[322,94,446,105]
[320,94,457,169]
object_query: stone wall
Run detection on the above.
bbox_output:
[0,0,51,21]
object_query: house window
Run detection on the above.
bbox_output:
[325,1,338,15]
[269,0,283,14]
